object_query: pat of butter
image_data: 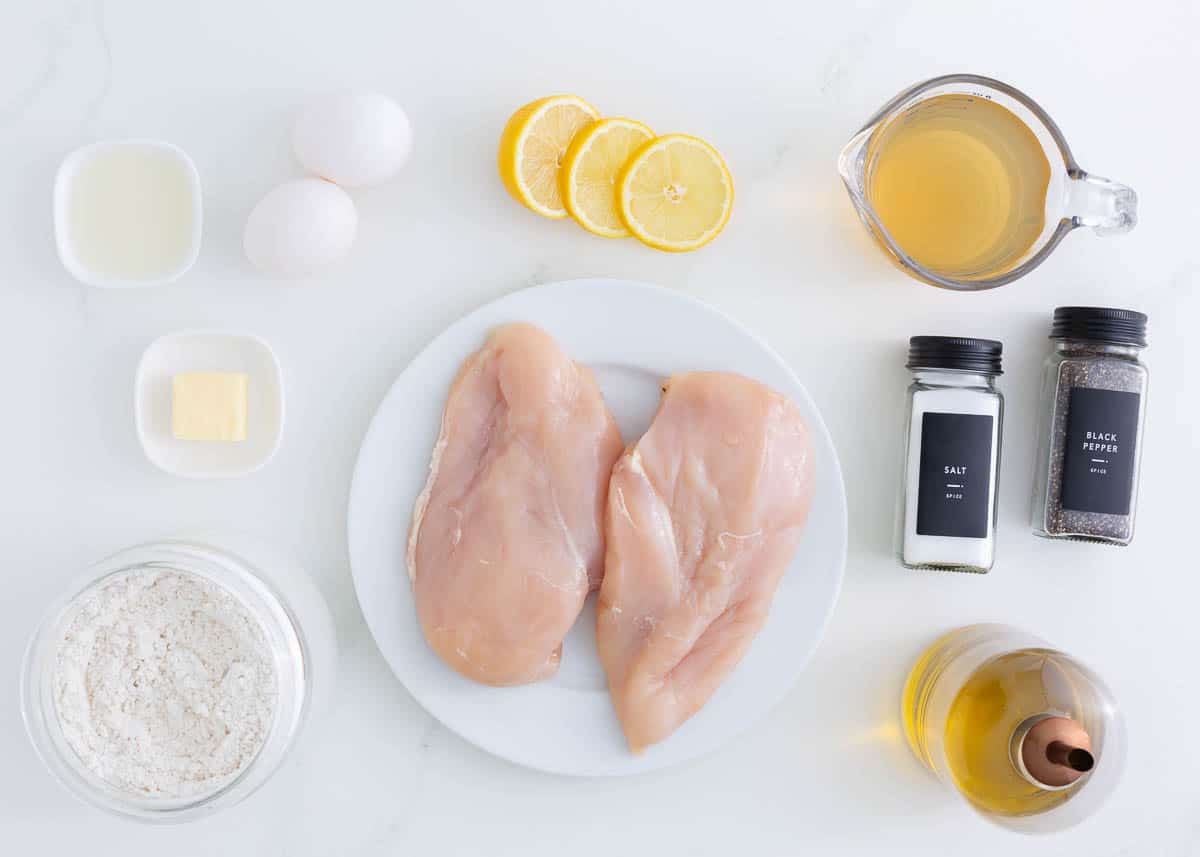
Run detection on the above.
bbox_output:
[171,372,249,442]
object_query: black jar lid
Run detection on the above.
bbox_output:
[907,336,1003,375]
[1051,306,1147,347]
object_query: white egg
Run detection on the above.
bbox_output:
[292,92,413,187]
[243,178,358,276]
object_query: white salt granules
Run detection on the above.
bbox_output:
[52,568,278,799]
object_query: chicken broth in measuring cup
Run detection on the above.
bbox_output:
[838,75,1137,290]
[865,94,1051,280]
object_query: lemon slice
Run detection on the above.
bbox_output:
[498,95,600,218]
[617,134,733,252]
[561,118,655,237]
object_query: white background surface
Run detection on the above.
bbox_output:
[2,0,1197,854]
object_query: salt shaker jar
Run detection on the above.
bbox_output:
[898,337,1004,573]
[1031,307,1148,545]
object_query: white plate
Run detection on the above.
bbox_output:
[347,279,847,776]
[135,330,284,478]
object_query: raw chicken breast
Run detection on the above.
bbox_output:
[597,372,815,751]
[408,323,623,686]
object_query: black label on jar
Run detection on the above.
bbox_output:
[1061,387,1140,516]
[916,412,994,539]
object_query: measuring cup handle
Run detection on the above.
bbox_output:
[1066,170,1138,236]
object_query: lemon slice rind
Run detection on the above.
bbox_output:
[562,117,655,238]
[617,134,733,252]
[498,95,600,219]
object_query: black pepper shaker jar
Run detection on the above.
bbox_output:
[1031,307,1148,545]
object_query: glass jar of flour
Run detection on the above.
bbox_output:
[898,337,1004,573]
[20,537,336,822]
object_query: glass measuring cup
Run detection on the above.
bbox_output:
[838,74,1137,290]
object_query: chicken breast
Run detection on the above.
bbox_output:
[597,372,815,751]
[408,323,623,686]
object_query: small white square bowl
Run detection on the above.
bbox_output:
[135,331,284,478]
[54,139,203,288]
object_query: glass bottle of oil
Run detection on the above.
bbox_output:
[902,624,1124,832]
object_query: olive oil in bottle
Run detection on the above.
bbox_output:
[902,625,1124,832]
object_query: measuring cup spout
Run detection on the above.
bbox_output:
[1065,170,1138,236]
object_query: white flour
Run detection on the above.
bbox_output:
[52,568,278,799]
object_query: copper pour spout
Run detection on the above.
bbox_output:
[1020,716,1095,788]
[1047,741,1095,772]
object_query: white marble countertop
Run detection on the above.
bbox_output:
[3,0,1198,854]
